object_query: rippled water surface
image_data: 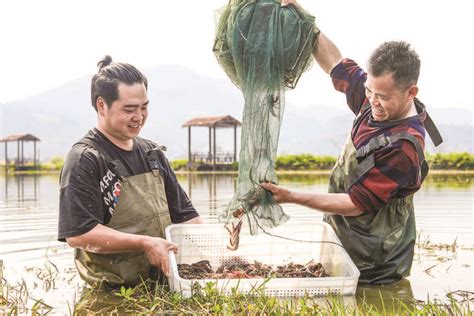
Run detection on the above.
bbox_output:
[0,173,472,312]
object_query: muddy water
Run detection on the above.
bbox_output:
[0,173,472,312]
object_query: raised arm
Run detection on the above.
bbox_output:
[313,32,343,74]
[281,0,343,74]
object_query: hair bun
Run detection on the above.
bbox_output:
[97,55,113,71]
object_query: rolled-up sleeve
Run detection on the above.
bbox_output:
[330,58,368,115]
[347,141,421,213]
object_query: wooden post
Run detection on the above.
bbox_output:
[233,125,237,162]
[17,140,20,168]
[213,126,216,171]
[34,140,37,169]
[188,126,192,168]
[21,140,24,166]
[208,126,212,162]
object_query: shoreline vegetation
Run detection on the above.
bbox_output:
[1,152,473,175]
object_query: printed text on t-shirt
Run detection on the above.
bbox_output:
[99,169,121,215]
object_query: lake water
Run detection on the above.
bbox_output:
[0,173,472,312]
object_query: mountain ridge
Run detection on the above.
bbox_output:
[1,65,472,161]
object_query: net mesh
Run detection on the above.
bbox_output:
[214,0,318,235]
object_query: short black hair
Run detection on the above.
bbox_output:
[90,55,148,111]
[367,41,420,90]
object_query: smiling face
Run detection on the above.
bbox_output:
[96,82,148,150]
[364,72,418,122]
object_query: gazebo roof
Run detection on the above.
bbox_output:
[182,115,241,128]
[0,133,41,143]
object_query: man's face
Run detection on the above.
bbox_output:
[364,72,415,122]
[98,82,148,148]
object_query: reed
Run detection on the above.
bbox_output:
[2,271,472,315]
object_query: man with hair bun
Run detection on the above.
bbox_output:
[262,1,442,285]
[58,56,203,288]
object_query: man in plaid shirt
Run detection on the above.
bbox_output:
[262,0,442,284]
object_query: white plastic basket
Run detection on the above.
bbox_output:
[166,221,360,298]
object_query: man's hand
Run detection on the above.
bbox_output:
[261,182,294,203]
[142,236,178,277]
[67,224,180,277]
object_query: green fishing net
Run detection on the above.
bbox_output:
[214,0,319,235]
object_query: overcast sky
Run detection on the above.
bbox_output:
[0,0,472,110]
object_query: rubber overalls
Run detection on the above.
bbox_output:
[324,100,443,284]
[74,139,172,287]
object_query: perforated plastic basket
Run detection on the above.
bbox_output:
[166,221,359,297]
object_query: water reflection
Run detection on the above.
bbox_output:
[75,287,128,314]
[2,173,39,203]
[356,279,416,312]
[0,172,472,313]
[178,173,238,221]
[423,173,473,188]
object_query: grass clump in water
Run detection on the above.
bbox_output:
[1,260,472,315]
[70,279,473,315]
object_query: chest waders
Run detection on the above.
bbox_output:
[74,139,172,287]
[324,101,443,285]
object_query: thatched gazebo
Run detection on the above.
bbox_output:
[0,133,41,171]
[182,115,241,170]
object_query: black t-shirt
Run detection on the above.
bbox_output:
[58,128,198,242]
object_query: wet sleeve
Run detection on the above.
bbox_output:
[347,142,421,213]
[157,151,200,223]
[330,58,368,115]
[58,147,103,242]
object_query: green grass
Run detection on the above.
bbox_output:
[0,156,65,173]
[1,152,473,174]
[170,159,188,171]
[39,156,64,171]
[65,281,474,315]
[426,152,474,170]
[2,272,472,315]
[276,154,337,170]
